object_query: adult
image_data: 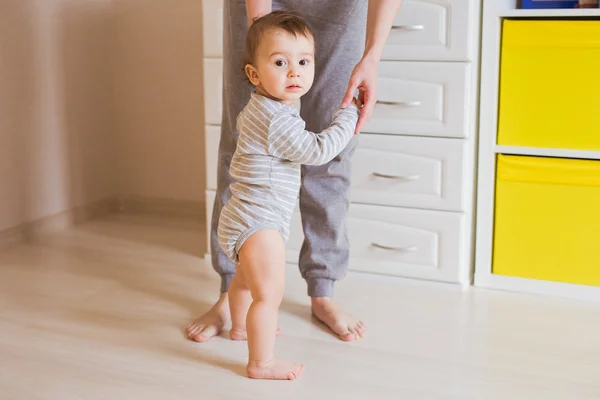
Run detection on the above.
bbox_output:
[187,0,403,342]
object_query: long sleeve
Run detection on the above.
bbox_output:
[267,105,359,165]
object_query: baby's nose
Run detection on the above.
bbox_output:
[288,69,300,78]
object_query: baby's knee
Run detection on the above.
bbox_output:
[252,282,284,306]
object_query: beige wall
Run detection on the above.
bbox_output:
[0,0,206,232]
[113,0,206,203]
[0,0,117,232]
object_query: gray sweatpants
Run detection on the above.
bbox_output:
[211,0,367,297]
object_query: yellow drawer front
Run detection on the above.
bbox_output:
[493,155,600,286]
[498,20,600,150]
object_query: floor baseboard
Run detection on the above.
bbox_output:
[117,196,205,220]
[1,197,205,252]
[0,198,119,250]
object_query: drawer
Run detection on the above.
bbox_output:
[210,191,465,283]
[498,20,600,151]
[201,0,473,61]
[493,155,600,286]
[351,135,466,211]
[202,0,223,58]
[203,58,223,125]
[205,125,220,190]
[363,61,470,138]
[383,0,472,61]
[288,203,465,283]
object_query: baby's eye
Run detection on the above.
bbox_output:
[299,59,309,66]
[275,60,286,67]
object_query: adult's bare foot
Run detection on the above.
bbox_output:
[247,359,305,380]
[186,293,230,342]
[311,297,366,341]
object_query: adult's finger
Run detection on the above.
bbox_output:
[341,77,358,109]
[355,90,375,134]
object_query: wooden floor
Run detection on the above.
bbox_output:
[1,213,599,400]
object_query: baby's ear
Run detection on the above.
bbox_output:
[245,64,260,86]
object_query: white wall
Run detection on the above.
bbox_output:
[0,0,207,233]
[0,0,117,232]
[113,0,206,203]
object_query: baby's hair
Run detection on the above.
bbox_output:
[243,10,315,69]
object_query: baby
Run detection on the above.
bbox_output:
[217,10,359,380]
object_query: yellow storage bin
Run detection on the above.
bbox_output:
[498,20,600,151]
[493,155,600,286]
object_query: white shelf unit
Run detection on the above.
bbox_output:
[494,146,600,161]
[474,0,600,302]
[500,8,600,17]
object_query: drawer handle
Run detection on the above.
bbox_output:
[376,100,421,107]
[373,172,420,181]
[391,24,424,31]
[371,243,418,253]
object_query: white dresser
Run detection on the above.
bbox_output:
[202,0,480,286]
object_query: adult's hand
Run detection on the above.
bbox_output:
[341,56,378,135]
[246,0,271,27]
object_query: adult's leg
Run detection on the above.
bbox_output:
[289,0,369,341]
[186,0,252,342]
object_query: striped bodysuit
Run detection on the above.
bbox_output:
[217,92,359,264]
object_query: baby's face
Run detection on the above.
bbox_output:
[248,28,315,105]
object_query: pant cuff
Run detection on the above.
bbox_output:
[306,277,335,297]
[221,273,235,293]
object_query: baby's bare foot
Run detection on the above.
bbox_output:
[311,297,366,341]
[229,327,282,341]
[246,359,305,380]
[186,294,230,342]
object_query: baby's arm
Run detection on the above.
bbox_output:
[267,104,359,166]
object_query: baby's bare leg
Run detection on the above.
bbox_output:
[238,229,304,380]
[229,265,282,341]
[228,267,252,341]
